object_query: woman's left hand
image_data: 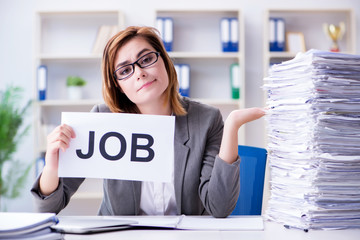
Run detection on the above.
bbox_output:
[219,107,265,164]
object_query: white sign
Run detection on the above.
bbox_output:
[59,112,175,182]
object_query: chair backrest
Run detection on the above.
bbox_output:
[230,145,267,215]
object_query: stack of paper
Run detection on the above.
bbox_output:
[263,49,360,230]
[0,212,61,239]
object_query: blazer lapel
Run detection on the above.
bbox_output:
[132,181,141,214]
[174,112,190,214]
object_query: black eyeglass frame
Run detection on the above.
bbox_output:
[113,51,161,81]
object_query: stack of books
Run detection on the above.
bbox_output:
[263,49,360,230]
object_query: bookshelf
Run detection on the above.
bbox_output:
[263,8,356,78]
[155,9,245,143]
[33,10,124,214]
[33,10,124,150]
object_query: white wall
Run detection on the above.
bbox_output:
[1,0,359,212]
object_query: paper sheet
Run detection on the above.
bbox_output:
[59,112,175,182]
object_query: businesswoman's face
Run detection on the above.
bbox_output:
[114,37,169,110]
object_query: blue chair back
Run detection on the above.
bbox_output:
[231,145,267,215]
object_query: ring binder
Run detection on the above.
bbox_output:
[269,17,285,52]
[156,17,173,52]
[220,17,239,52]
[37,65,47,101]
[175,64,190,97]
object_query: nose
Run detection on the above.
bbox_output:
[134,64,147,80]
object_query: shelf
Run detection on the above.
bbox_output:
[195,98,240,106]
[168,51,240,59]
[37,99,238,109]
[263,8,356,78]
[37,99,104,107]
[267,51,297,59]
[38,54,102,61]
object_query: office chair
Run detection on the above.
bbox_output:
[230,145,267,215]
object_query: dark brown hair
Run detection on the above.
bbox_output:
[102,26,186,115]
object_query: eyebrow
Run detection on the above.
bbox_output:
[115,48,152,69]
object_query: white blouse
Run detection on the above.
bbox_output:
[139,168,177,215]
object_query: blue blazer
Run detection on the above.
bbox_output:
[31,98,240,218]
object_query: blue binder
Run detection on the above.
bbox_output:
[175,64,190,97]
[220,17,239,52]
[37,65,47,101]
[156,17,173,52]
[220,18,230,52]
[230,18,239,52]
[269,17,285,52]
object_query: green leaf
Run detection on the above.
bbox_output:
[0,85,31,200]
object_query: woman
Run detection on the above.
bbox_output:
[31,26,264,217]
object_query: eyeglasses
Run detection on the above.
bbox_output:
[114,51,160,81]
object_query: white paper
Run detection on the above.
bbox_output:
[59,112,175,182]
[177,216,264,231]
[113,215,264,230]
[264,49,360,230]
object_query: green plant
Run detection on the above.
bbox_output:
[66,76,87,87]
[0,86,32,210]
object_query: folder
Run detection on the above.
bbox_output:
[175,64,190,97]
[220,18,231,52]
[230,18,239,52]
[156,17,173,51]
[230,63,240,99]
[269,17,285,52]
[37,65,47,101]
[221,18,239,52]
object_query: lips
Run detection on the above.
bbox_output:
[137,80,156,92]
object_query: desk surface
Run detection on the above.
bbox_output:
[62,217,360,240]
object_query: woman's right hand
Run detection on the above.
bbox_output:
[45,124,76,171]
[39,124,76,195]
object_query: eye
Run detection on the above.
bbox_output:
[139,54,154,65]
[118,65,133,76]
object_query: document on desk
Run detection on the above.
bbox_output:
[176,216,264,230]
[59,112,175,182]
[119,215,264,231]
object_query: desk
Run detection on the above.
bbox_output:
[63,217,360,240]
